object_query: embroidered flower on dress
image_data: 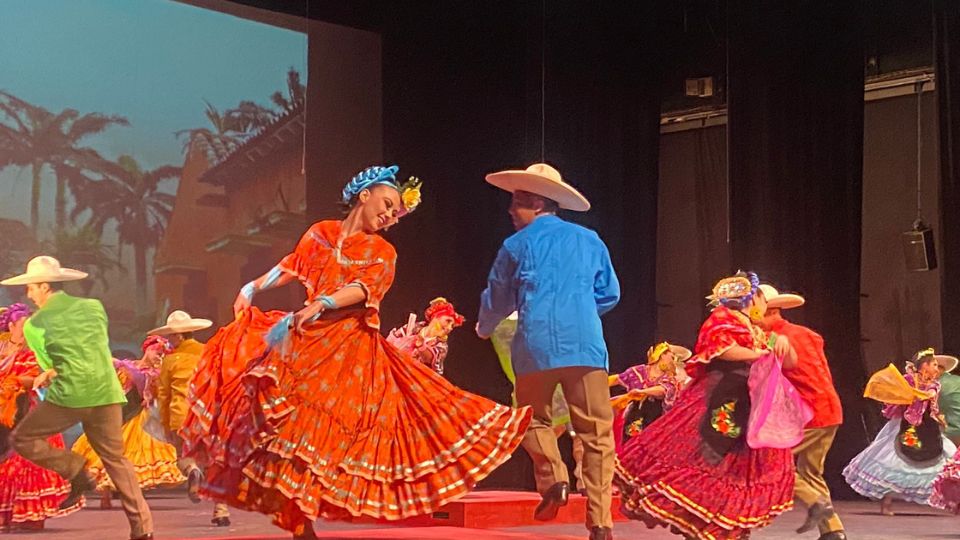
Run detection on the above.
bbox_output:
[901,425,922,449]
[711,400,742,438]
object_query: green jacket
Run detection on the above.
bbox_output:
[940,372,960,438]
[23,291,126,408]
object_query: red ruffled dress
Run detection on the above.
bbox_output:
[182,221,531,535]
[0,348,81,527]
[615,306,795,540]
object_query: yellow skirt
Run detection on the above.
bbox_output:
[72,408,185,492]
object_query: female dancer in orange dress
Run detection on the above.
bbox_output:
[181,166,532,539]
[0,303,81,531]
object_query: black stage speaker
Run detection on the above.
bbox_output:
[902,225,937,271]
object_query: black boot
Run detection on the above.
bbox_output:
[59,470,93,510]
[533,481,570,521]
[817,532,848,540]
[588,526,613,540]
[797,501,836,534]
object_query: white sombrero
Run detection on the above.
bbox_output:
[937,354,959,374]
[759,284,805,310]
[485,163,591,212]
[0,256,88,286]
[148,310,213,335]
[669,344,693,363]
[647,342,693,363]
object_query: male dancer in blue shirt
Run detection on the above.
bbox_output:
[478,163,620,540]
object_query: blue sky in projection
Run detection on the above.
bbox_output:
[0,0,306,226]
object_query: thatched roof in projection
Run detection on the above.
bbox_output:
[199,104,305,187]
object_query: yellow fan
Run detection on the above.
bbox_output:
[863,364,934,405]
[610,389,647,411]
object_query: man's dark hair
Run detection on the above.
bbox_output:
[540,198,560,214]
[45,282,64,292]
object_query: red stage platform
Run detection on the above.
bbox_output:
[174,527,583,540]
[358,490,626,529]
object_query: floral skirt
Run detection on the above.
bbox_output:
[73,408,185,491]
[615,377,795,540]
[0,433,81,524]
[182,308,532,535]
[843,417,955,505]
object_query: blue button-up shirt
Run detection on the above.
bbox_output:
[478,215,620,376]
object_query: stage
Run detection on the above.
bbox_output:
[35,488,960,540]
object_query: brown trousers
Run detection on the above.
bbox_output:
[793,425,844,534]
[12,401,153,537]
[515,367,615,529]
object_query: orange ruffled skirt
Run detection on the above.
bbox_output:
[73,409,185,491]
[182,308,531,534]
[0,434,81,525]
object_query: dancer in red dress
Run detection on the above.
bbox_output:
[615,272,797,540]
[181,166,531,538]
[0,303,81,531]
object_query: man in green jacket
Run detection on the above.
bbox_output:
[3,256,153,540]
[937,354,960,446]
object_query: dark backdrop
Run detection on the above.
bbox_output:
[374,1,667,487]
[937,0,960,355]
[727,1,868,497]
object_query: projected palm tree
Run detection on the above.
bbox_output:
[177,99,274,162]
[270,68,306,112]
[72,155,178,310]
[0,91,129,231]
[178,69,305,162]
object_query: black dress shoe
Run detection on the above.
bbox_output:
[59,471,93,510]
[129,534,154,540]
[589,526,613,540]
[817,532,848,540]
[797,501,837,533]
[534,481,570,521]
[211,516,231,527]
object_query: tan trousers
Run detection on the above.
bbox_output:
[793,425,844,534]
[12,401,153,538]
[515,367,614,529]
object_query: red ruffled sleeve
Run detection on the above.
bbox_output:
[688,306,768,371]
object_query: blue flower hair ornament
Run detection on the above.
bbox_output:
[341,165,400,206]
[341,164,423,216]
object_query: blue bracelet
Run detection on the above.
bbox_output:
[240,282,257,300]
[318,295,337,310]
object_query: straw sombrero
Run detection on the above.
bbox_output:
[485,163,591,212]
[759,284,805,310]
[937,354,959,374]
[148,310,213,335]
[0,256,88,286]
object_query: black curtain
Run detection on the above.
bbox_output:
[727,1,867,498]
[369,2,664,488]
[937,0,960,355]
[656,125,730,348]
